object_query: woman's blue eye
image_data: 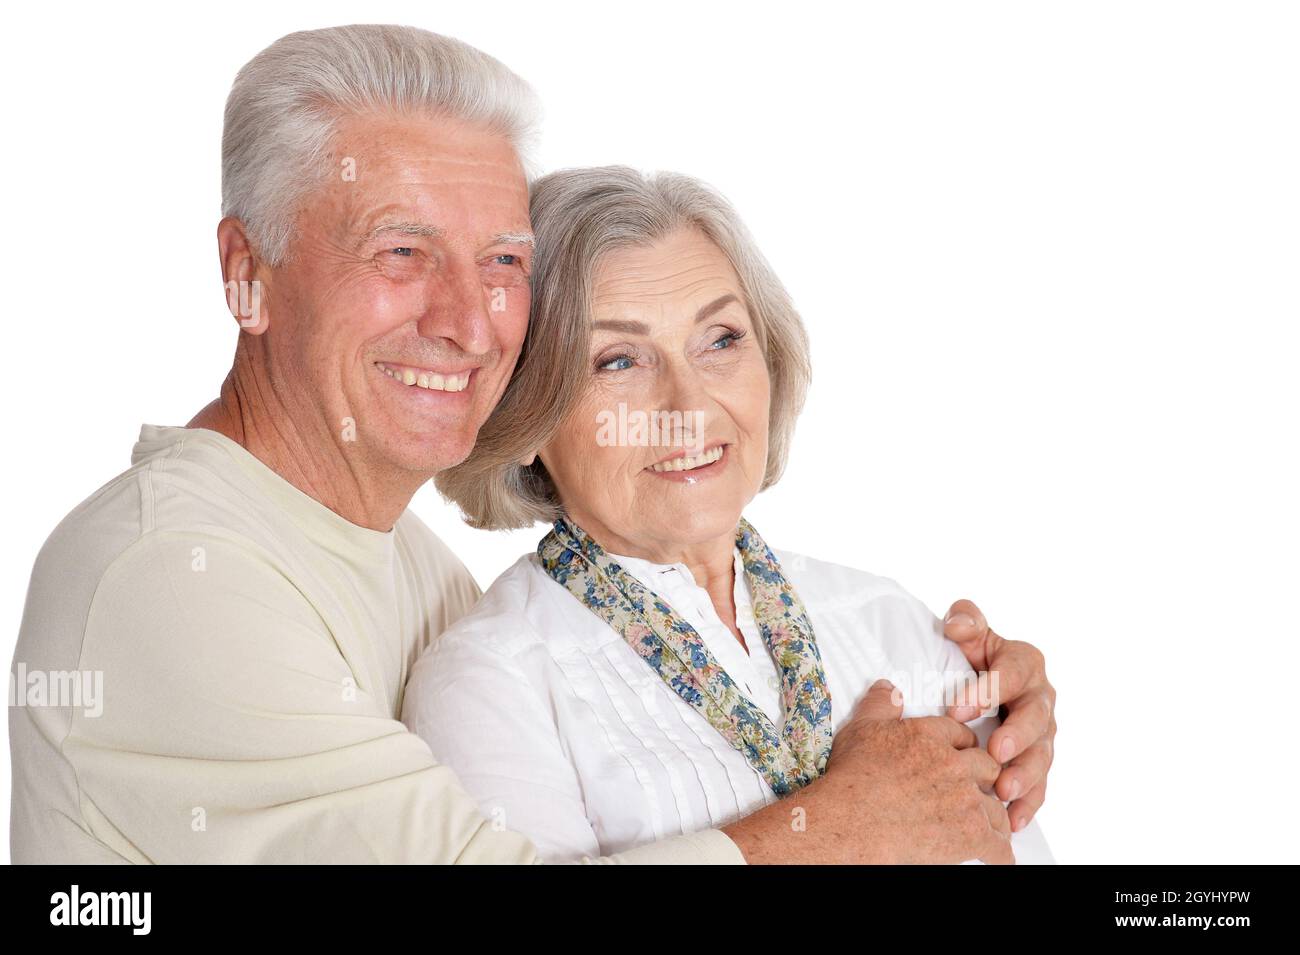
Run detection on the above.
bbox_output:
[599,356,634,371]
[711,332,739,349]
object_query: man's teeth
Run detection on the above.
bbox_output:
[377,362,470,392]
[650,446,724,473]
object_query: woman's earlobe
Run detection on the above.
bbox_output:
[518,452,536,467]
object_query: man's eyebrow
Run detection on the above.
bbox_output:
[360,224,535,247]
[492,231,535,247]
[362,222,444,241]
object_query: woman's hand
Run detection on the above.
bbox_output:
[941,598,1056,834]
[724,680,1014,864]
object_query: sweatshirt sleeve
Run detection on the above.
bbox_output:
[64,531,743,865]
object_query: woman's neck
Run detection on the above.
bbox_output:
[683,549,748,654]
[574,516,749,653]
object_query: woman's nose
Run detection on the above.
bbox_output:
[653,364,715,448]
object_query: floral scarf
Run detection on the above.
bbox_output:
[537,515,833,796]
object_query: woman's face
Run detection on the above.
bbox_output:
[538,228,771,559]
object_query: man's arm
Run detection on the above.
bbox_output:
[941,599,1057,832]
[54,531,737,864]
[36,529,1008,865]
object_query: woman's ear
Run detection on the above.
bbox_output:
[218,216,271,335]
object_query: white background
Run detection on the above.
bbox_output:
[2,0,1297,864]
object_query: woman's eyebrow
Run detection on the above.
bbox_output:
[694,293,740,324]
[592,318,649,334]
[592,294,741,335]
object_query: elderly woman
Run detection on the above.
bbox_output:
[402,166,1055,863]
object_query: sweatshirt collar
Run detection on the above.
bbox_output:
[132,424,398,562]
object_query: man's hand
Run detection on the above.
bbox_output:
[723,680,1013,864]
[942,598,1056,834]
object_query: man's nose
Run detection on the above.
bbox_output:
[415,260,494,357]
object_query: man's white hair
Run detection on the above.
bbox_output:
[221,24,542,265]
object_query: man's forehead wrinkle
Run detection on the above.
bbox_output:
[333,136,526,197]
[340,175,528,230]
[333,110,518,159]
[399,151,524,170]
[339,123,525,169]
[331,145,528,246]
[383,154,527,178]
[355,166,528,198]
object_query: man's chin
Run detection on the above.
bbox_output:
[371,430,477,478]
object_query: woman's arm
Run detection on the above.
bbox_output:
[400,631,603,863]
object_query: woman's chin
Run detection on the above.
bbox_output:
[642,499,746,546]
[636,458,760,542]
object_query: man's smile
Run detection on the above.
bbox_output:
[375,360,473,393]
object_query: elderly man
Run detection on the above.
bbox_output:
[9,24,1055,863]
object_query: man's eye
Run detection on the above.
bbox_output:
[389,247,415,257]
[494,253,520,266]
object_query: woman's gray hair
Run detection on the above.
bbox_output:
[222,24,541,265]
[437,165,812,530]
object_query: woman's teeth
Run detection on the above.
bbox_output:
[650,445,724,473]
[377,362,470,393]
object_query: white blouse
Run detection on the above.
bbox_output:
[402,546,1055,864]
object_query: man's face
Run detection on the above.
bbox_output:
[261,110,532,477]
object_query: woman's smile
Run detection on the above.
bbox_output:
[645,441,730,483]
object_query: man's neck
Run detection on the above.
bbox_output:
[188,366,420,532]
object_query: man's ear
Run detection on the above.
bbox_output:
[217,216,271,335]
